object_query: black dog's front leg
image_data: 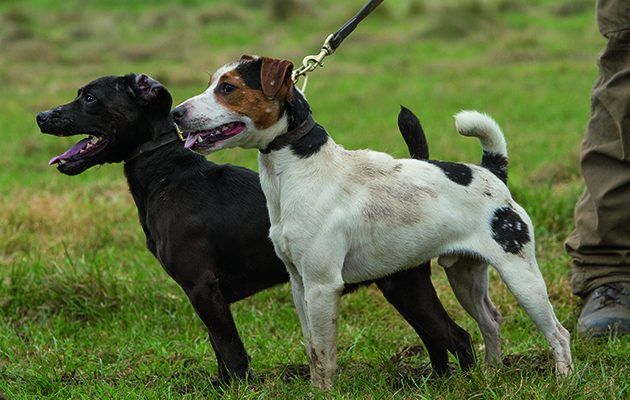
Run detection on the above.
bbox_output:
[183,273,250,382]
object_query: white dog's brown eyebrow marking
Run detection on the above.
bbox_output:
[215,68,283,130]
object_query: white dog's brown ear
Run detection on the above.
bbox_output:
[240,54,259,61]
[260,57,294,99]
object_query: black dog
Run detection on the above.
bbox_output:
[36,74,473,381]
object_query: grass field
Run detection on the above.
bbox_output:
[1,0,629,398]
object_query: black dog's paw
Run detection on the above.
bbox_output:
[212,367,259,387]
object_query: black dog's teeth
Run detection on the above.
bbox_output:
[80,136,102,153]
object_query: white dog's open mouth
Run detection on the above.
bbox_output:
[183,122,246,150]
[48,134,108,165]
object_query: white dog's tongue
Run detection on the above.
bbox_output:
[49,138,91,165]
[184,133,199,149]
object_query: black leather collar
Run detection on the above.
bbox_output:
[260,114,316,154]
[125,129,183,162]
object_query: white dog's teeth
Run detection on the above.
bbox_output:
[197,136,203,143]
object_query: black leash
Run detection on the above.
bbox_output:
[264,0,384,153]
[329,0,385,51]
[291,0,385,91]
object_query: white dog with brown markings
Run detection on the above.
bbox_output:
[171,55,573,389]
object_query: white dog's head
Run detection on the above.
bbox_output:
[171,55,311,154]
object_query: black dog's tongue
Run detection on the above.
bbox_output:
[48,138,91,165]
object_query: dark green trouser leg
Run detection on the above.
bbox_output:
[565,0,630,296]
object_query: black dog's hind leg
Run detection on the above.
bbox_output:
[183,272,250,382]
[382,106,474,372]
[207,332,231,382]
[376,265,475,373]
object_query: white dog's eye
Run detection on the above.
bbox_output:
[219,82,237,95]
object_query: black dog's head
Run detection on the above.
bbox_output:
[37,74,172,175]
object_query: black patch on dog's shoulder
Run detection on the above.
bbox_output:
[428,160,473,186]
[235,59,262,91]
[481,151,508,184]
[290,124,328,158]
[491,206,530,255]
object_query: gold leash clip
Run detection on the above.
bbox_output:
[292,34,335,93]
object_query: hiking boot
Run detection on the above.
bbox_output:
[577,282,630,337]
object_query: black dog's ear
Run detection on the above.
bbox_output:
[126,73,172,115]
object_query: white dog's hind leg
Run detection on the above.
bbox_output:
[440,256,503,366]
[492,253,573,376]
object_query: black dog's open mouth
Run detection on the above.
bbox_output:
[183,122,246,150]
[48,135,109,165]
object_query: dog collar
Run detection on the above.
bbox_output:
[260,114,316,154]
[125,126,184,162]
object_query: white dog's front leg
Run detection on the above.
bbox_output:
[303,280,344,390]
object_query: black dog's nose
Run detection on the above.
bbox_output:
[36,111,51,125]
[171,105,187,122]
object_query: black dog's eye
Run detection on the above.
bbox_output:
[219,82,237,95]
[84,94,96,103]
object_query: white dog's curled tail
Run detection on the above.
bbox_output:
[455,111,509,184]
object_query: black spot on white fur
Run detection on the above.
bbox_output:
[427,161,473,186]
[491,206,530,255]
[481,151,508,184]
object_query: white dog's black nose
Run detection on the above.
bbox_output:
[171,106,187,122]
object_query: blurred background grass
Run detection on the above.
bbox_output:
[1,0,628,399]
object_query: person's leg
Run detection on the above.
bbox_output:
[564,0,630,337]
